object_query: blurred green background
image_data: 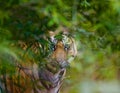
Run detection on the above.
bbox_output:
[0,0,120,93]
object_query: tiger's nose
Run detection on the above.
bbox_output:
[58,60,69,68]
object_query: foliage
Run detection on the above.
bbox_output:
[0,0,120,93]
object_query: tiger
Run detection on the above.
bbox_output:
[0,31,77,93]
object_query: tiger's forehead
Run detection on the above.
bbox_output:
[49,31,71,44]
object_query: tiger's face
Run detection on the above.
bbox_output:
[49,31,77,68]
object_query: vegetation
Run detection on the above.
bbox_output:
[0,0,120,93]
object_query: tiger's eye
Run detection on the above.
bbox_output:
[51,44,56,51]
[64,44,70,51]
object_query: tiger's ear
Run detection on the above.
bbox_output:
[49,31,57,44]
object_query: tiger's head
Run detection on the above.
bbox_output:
[49,31,77,68]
